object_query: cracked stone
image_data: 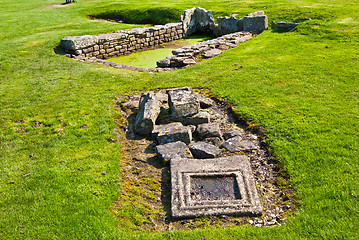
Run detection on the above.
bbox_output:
[156,122,192,144]
[134,93,161,135]
[189,141,221,159]
[156,141,193,162]
[168,89,200,118]
[196,123,222,139]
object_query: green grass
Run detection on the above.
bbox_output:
[0,0,358,239]
[107,35,213,68]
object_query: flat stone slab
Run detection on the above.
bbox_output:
[221,136,258,152]
[189,141,221,159]
[171,155,262,218]
[204,49,222,58]
[168,89,200,118]
[156,123,192,145]
[156,141,193,163]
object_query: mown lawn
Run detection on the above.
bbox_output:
[0,0,358,239]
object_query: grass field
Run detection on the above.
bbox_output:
[0,0,358,239]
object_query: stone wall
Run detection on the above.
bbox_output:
[58,8,269,72]
[60,22,184,58]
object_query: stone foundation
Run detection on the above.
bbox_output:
[58,8,268,72]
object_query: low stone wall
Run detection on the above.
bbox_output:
[58,7,268,72]
[156,32,253,69]
[60,22,184,58]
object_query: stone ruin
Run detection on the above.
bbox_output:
[118,87,292,220]
[58,7,268,72]
[271,18,311,31]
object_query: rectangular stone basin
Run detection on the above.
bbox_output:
[171,155,262,219]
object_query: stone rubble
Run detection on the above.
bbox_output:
[117,87,296,226]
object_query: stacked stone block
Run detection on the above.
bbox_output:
[60,23,184,58]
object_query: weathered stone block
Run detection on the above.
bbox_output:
[184,111,210,125]
[196,123,221,139]
[155,141,193,162]
[156,123,192,145]
[243,11,268,33]
[189,141,221,158]
[168,89,200,118]
[171,155,263,218]
[60,35,98,51]
[180,7,215,36]
[134,93,161,135]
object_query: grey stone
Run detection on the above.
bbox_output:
[157,58,170,67]
[223,129,244,140]
[184,111,210,125]
[168,89,200,118]
[189,141,221,159]
[155,141,193,162]
[271,21,298,31]
[196,123,221,139]
[60,35,98,51]
[181,7,215,36]
[214,16,243,36]
[197,96,214,108]
[242,11,268,33]
[182,58,196,65]
[221,136,258,152]
[203,137,223,147]
[204,49,222,58]
[171,155,263,218]
[152,122,182,136]
[154,92,168,103]
[156,123,192,145]
[134,93,161,135]
[294,18,311,23]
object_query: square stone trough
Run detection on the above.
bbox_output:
[171,155,262,219]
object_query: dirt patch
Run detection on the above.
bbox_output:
[111,88,297,232]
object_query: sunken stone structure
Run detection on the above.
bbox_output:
[117,88,296,227]
[126,87,264,218]
[58,8,268,72]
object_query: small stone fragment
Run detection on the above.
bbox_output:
[203,137,223,146]
[221,136,258,152]
[196,123,222,139]
[182,58,196,65]
[157,58,171,68]
[134,93,161,135]
[189,141,221,159]
[156,141,193,162]
[223,129,244,140]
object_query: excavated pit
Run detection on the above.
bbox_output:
[112,88,296,232]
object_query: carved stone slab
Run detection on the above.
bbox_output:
[171,155,262,219]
